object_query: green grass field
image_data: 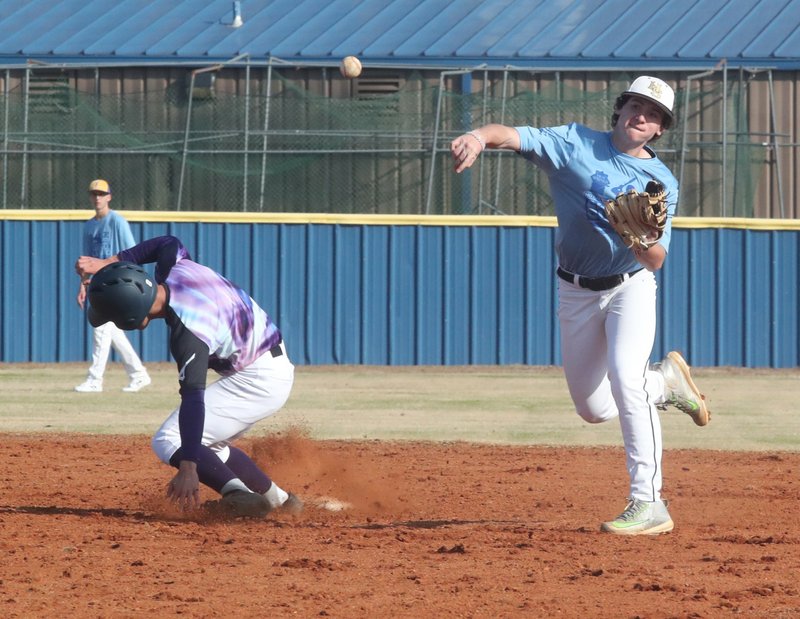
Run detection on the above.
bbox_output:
[1,362,797,451]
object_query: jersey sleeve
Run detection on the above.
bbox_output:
[82,222,91,256]
[117,235,192,283]
[514,123,577,174]
[117,216,135,250]
[168,309,210,463]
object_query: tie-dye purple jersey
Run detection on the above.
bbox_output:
[165,259,280,375]
[118,235,281,376]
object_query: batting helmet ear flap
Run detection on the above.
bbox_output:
[87,262,157,330]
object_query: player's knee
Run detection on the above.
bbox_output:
[575,405,615,424]
[576,409,605,424]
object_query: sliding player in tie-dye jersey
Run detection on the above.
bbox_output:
[75,235,300,518]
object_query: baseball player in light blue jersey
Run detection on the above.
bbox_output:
[75,179,150,393]
[451,76,710,536]
[75,235,300,517]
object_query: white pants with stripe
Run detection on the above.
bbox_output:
[151,342,295,464]
[558,269,667,502]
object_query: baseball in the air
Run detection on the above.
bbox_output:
[340,55,362,79]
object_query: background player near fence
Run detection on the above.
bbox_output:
[75,235,301,517]
[451,76,710,536]
[74,179,151,393]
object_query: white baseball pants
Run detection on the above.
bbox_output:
[87,321,147,381]
[557,269,667,502]
[151,342,295,464]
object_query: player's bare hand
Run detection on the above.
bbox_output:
[450,133,483,174]
[166,462,201,510]
[76,285,86,309]
[75,255,115,279]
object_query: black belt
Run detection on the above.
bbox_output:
[557,267,643,292]
[269,341,283,358]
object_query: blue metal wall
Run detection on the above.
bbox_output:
[1,212,798,368]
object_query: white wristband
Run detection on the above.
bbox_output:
[466,131,486,151]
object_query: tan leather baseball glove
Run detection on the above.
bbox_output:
[604,181,668,251]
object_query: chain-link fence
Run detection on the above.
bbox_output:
[0,65,787,217]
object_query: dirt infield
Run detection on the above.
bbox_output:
[1,432,798,618]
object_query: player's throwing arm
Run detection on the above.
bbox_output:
[450,124,521,173]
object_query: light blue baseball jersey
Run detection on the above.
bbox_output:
[515,123,678,277]
[83,210,135,258]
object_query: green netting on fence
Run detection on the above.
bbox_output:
[0,70,763,216]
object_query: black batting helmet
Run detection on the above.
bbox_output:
[87,261,157,330]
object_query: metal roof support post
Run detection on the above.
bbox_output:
[458,70,473,215]
[176,71,195,211]
[678,77,690,188]
[93,67,100,174]
[243,60,251,212]
[2,70,9,209]
[21,68,30,208]
[733,67,745,216]
[767,69,785,218]
[178,54,250,211]
[679,68,716,204]
[555,72,561,126]
[258,60,274,212]
[475,69,489,214]
[491,69,510,214]
[722,61,728,217]
[425,68,474,215]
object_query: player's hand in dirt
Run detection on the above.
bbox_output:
[167,461,201,510]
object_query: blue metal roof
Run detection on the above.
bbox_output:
[0,0,798,69]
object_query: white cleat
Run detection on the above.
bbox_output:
[122,374,152,393]
[74,379,103,393]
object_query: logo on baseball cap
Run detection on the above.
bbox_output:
[88,179,111,194]
[623,76,674,121]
